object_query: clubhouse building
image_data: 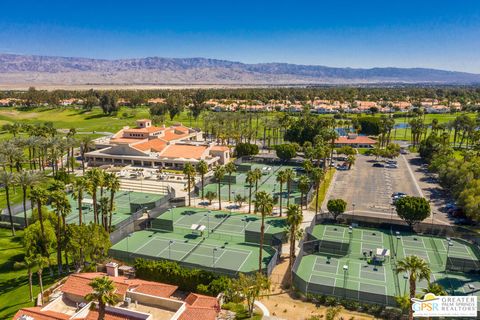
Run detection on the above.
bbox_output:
[85,119,230,170]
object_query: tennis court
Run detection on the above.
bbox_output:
[151,206,287,244]
[203,162,304,206]
[294,224,480,306]
[15,190,165,227]
[109,229,276,275]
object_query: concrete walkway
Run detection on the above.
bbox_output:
[254,300,270,317]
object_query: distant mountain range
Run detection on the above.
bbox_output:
[1,53,480,85]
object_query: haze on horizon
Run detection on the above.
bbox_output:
[1,0,480,73]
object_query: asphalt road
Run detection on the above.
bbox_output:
[324,153,451,225]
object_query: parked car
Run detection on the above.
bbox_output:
[386,164,398,169]
[386,160,397,164]
[392,192,407,198]
[373,163,384,168]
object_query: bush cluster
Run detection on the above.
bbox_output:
[134,258,231,296]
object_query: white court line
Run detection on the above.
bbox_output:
[440,239,447,251]
[313,256,319,272]
[132,237,159,253]
[213,250,226,266]
[362,268,386,282]
[156,246,170,257]
[322,225,327,238]
[420,238,427,249]
[237,251,252,271]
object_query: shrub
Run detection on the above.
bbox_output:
[235,143,259,157]
[134,258,229,295]
[324,296,338,306]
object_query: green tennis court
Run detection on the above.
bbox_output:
[109,230,275,275]
[15,190,165,227]
[203,162,304,206]
[294,224,480,306]
[155,207,286,239]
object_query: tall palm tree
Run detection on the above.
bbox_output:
[85,168,104,225]
[311,168,324,215]
[25,255,36,302]
[253,191,273,272]
[286,204,303,284]
[396,255,432,320]
[72,176,89,225]
[35,254,49,305]
[213,166,225,210]
[16,170,42,227]
[298,175,310,211]
[30,186,50,251]
[283,168,295,206]
[196,160,208,200]
[276,170,287,217]
[104,173,120,231]
[253,168,262,193]
[80,136,94,174]
[0,171,16,235]
[183,163,196,206]
[51,190,71,274]
[246,170,257,214]
[85,276,120,320]
[225,162,236,202]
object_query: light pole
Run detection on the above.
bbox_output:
[403,273,408,296]
[446,239,453,275]
[343,265,349,298]
[212,247,218,270]
[352,203,355,223]
[205,211,211,236]
[168,240,174,260]
[395,232,401,258]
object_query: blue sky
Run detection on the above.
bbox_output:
[1,0,480,72]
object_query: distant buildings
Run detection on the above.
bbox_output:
[334,134,377,148]
[13,263,220,320]
[85,119,230,170]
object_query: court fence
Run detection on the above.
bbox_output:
[1,201,32,228]
[109,187,176,245]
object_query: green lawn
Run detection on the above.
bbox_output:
[0,228,62,319]
[308,168,335,211]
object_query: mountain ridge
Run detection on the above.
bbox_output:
[1,53,479,85]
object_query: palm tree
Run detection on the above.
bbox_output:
[298,175,310,211]
[35,254,49,305]
[225,162,236,202]
[79,136,94,173]
[104,173,120,231]
[30,186,50,248]
[253,168,262,193]
[246,170,257,214]
[85,276,120,320]
[72,176,89,225]
[276,170,287,217]
[396,255,432,320]
[16,170,42,227]
[283,168,295,206]
[196,160,208,199]
[422,283,447,296]
[346,154,356,170]
[213,166,226,209]
[51,190,71,274]
[311,168,324,215]
[253,191,274,272]
[286,204,303,284]
[85,168,104,224]
[183,163,196,206]
[0,171,16,235]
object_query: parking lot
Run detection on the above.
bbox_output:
[324,154,422,221]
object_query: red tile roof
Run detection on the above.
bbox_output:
[133,139,167,152]
[160,145,207,159]
[334,136,377,145]
[185,293,219,309]
[126,279,178,297]
[84,309,131,320]
[210,145,229,152]
[61,273,129,298]
[179,307,218,320]
[13,307,70,320]
[124,126,164,134]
